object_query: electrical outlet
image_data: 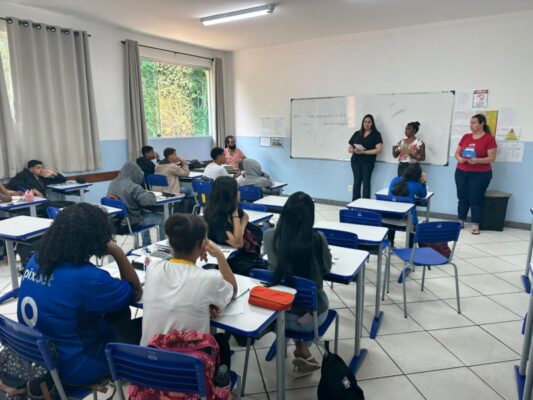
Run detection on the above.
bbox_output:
[348,185,353,192]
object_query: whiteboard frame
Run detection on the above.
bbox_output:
[289,91,456,166]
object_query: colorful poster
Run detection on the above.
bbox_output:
[472,89,489,108]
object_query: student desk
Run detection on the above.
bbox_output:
[521,208,533,293]
[315,220,389,339]
[375,188,435,223]
[48,182,93,202]
[325,246,369,373]
[245,210,273,225]
[179,171,203,182]
[99,205,122,217]
[347,198,415,248]
[0,216,52,290]
[268,182,287,191]
[516,262,533,400]
[150,192,185,220]
[253,195,287,212]
[0,197,48,217]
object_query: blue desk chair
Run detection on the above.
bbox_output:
[240,202,268,212]
[0,312,97,400]
[239,186,263,202]
[249,269,339,363]
[314,227,358,249]
[101,197,159,250]
[392,221,461,318]
[192,180,212,215]
[46,206,61,220]
[105,343,241,400]
[145,174,169,191]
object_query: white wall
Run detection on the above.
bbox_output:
[232,10,533,141]
[0,1,232,141]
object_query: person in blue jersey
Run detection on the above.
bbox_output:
[387,163,427,247]
[16,203,143,387]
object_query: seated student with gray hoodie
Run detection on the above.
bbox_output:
[107,162,166,246]
[238,159,274,193]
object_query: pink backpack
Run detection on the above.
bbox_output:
[128,330,231,400]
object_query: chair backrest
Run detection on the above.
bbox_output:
[239,186,263,202]
[314,228,358,249]
[415,221,461,244]
[375,193,413,204]
[339,209,382,227]
[240,202,268,212]
[105,343,208,396]
[192,180,212,207]
[101,197,128,218]
[46,206,61,220]
[146,174,169,189]
[249,269,318,312]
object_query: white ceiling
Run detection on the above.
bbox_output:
[6,0,533,51]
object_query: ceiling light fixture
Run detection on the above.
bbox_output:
[201,4,276,26]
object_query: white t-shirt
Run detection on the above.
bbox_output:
[141,259,234,345]
[203,163,230,180]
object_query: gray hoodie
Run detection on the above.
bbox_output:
[107,162,157,226]
[238,159,273,191]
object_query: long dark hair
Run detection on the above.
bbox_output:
[37,203,112,276]
[204,176,239,224]
[166,214,207,255]
[472,114,491,134]
[271,192,323,286]
[392,164,423,197]
[359,114,376,133]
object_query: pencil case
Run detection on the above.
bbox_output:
[248,286,294,311]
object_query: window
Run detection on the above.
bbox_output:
[140,59,211,138]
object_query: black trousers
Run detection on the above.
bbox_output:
[397,162,410,177]
[351,161,375,201]
[454,169,492,224]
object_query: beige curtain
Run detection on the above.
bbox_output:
[213,57,226,147]
[0,51,18,178]
[124,39,147,159]
[7,17,100,172]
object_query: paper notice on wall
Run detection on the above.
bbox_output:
[452,110,472,126]
[455,92,474,111]
[273,117,286,137]
[496,141,524,163]
[497,126,521,141]
[449,137,461,156]
[260,117,273,136]
[472,89,489,109]
[260,137,271,147]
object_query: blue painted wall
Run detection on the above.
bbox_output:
[236,137,533,224]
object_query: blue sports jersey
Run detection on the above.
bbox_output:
[17,255,134,386]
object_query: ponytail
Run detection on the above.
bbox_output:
[472,114,491,134]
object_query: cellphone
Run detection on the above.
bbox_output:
[162,192,175,197]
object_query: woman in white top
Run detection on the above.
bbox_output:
[392,121,425,177]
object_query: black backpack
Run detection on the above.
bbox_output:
[317,342,364,400]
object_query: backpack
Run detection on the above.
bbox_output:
[419,242,451,258]
[128,330,230,400]
[317,343,364,400]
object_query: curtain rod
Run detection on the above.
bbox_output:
[0,17,91,36]
[121,41,214,62]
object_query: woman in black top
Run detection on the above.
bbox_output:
[348,114,383,200]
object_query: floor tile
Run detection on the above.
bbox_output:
[493,271,525,290]
[377,331,462,374]
[467,256,523,273]
[444,296,521,324]
[489,292,529,316]
[408,367,503,400]
[231,347,267,395]
[358,375,424,400]
[459,274,521,296]
[322,307,358,341]
[472,243,527,257]
[363,303,424,335]
[385,278,440,304]
[406,300,474,330]
[430,326,519,365]
[451,258,488,276]
[417,276,481,299]
[454,245,490,259]
[498,254,529,268]
[481,320,524,354]
[471,360,521,400]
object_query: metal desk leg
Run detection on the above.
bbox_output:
[276,311,286,400]
[523,222,533,293]
[163,204,170,220]
[29,205,37,217]
[79,190,86,203]
[5,240,19,290]
[349,264,367,374]
[370,245,384,339]
[425,198,431,223]
[522,322,533,400]
[405,211,413,248]
[516,292,533,399]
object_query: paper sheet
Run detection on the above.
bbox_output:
[496,141,525,163]
[222,298,245,316]
[473,89,489,109]
[260,117,273,136]
[273,117,286,137]
[260,137,271,147]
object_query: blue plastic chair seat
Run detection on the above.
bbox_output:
[393,247,448,266]
[285,309,338,341]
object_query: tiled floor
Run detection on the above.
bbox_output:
[0,203,530,399]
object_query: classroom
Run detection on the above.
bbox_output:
[0,0,532,399]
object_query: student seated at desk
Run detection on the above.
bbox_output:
[237,159,274,193]
[154,147,191,195]
[107,162,165,246]
[141,214,236,369]
[7,159,67,198]
[136,145,159,180]
[0,184,23,202]
[264,191,332,375]
[388,163,427,247]
[204,176,264,276]
[204,147,241,181]
[16,203,143,387]
[224,135,246,169]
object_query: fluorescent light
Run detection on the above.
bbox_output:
[201,4,275,26]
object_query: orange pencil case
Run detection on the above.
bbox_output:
[248,286,294,311]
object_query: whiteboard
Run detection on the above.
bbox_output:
[291,91,455,165]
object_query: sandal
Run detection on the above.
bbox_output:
[471,225,480,235]
[292,356,321,373]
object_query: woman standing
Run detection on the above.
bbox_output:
[393,121,425,176]
[454,114,497,235]
[348,114,383,200]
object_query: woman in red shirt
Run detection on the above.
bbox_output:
[454,114,497,235]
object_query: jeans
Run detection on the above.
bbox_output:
[286,311,328,347]
[351,161,375,201]
[140,211,166,246]
[454,169,492,224]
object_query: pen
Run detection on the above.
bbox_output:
[234,288,250,300]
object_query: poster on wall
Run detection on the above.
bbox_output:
[472,89,489,108]
[271,137,284,148]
